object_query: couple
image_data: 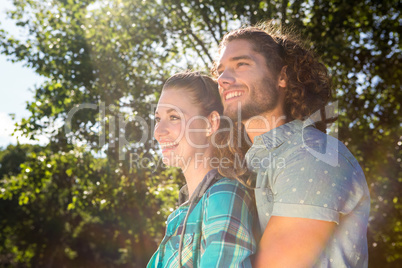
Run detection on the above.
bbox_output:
[147,24,370,268]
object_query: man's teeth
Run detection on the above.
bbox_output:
[160,142,178,149]
[225,91,243,100]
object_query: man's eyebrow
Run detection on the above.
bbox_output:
[217,55,255,72]
[231,55,254,61]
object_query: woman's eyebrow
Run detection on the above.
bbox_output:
[155,108,185,114]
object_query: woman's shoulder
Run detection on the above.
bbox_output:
[205,177,252,201]
[201,177,255,221]
[210,176,245,188]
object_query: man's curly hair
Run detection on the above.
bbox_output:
[212,22,332,125]
[212,22,333,184]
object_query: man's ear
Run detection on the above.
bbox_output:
[206,111,220,136]
[278,65,287,88]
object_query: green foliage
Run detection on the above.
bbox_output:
[0,0,400,266]
[0,144,42,178]
[0,143,181,266]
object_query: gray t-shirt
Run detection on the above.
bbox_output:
[246,119,370,268]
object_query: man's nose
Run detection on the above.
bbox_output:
[217,69,235,90]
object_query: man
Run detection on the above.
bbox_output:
[214,24,370,267]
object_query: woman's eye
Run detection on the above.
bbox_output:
[170,115,180,121]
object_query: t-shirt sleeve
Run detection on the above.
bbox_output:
[270,146,366,224]
[200,179,256,267]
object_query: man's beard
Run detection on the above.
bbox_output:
[223,77,279,121]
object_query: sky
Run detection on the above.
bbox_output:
[0,0,47,148]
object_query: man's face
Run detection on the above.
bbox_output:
[216,39,280,121]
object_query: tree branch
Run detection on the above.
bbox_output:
[194,0,220,45]
[177,3,214,65]
[282,0,289,28]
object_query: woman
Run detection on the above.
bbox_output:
[147,71,256,267]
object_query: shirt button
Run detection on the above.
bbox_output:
[175,243,179,249]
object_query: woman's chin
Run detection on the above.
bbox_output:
[161,154,190,170]
[161,156,178,167]
[161,157,171,166]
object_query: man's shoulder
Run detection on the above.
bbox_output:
[248,120,364,178]
[284,124,361,169]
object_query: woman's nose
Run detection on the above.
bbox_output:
[154,120,169,140]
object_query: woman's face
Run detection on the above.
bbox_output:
[154,88,211,170]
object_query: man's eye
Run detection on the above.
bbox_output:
[155,116,160,123]
[238,62,248,67]
[170,115,180,121]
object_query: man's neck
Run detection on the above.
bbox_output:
[243,111,287,143]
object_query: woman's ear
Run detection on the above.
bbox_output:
[206,111,220,137]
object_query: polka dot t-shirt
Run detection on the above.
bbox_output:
[246,119,370,268]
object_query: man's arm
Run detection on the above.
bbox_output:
[254,216,336,268]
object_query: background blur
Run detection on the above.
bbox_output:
[0,0,401,267]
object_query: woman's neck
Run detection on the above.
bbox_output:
[181,152,214,198]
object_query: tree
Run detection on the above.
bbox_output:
[0,0,400,266]
[1,0,181,266]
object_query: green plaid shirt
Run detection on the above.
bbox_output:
[147,177,256,268]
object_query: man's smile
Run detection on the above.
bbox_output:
[223,90,245,101]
